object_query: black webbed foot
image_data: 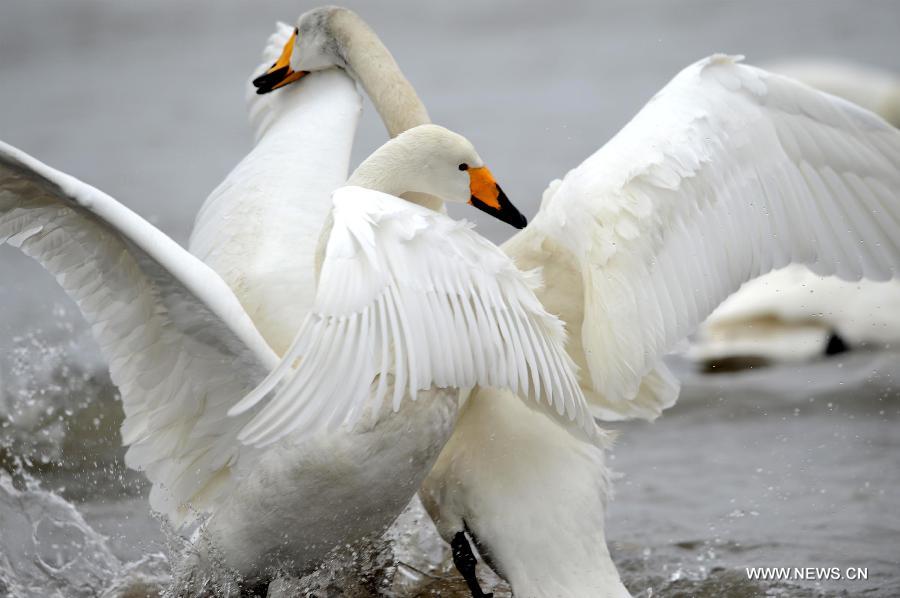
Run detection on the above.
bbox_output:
[451,530,492,598]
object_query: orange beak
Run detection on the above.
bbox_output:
[252,28,307,94]
[468,166,527,229]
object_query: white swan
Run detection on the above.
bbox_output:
[690,264,900,367]
[418,56,900,597]
[241,11,900,596]
[188,23,361,356]
[1,91,598,597]
[186,7,457,362]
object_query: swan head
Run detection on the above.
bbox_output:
[349,125,527,229]
[253,7,360,94]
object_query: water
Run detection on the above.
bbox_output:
[1,348,897,596]
[610,353,900,597]
[1,1,899,596]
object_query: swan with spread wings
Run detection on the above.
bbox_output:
[0,122,598,586]
[418,55,900,596]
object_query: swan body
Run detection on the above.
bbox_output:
[186,17,482,580]
[203,382,460,577]
[421,388,628,598]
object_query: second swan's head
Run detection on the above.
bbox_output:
[253,6,364,94]
[349,125,528,229]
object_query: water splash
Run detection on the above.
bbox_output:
[0,472,170,598]
[0,472,119,597]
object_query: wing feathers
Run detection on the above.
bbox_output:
[1,141,275,525]
[231,188,597,446]
[513,55,900,419]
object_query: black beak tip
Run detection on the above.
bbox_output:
[471,185,528,230]
[510,211,528,229]
[496,184,528,229]
[252,66,287,94]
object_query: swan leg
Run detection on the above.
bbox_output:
[451,531,492,598]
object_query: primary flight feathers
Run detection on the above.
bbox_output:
[230,187,598,445]
[514,54,900,420]
[0,141,279,524]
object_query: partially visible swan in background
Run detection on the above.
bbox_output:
[765,59,900,126]
[256,9,900,596]
[689,264,900,368]
[692,60,900,370]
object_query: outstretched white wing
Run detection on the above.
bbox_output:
[231,187,597,445]
[508,54,900,419]
[0,140,278,525]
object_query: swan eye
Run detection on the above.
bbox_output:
[458,163,468,171]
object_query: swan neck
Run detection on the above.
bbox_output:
[330,10,430,138]
[345,139,409,197]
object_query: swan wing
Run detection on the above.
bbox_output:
[510,54,900,419]
[0,140,279,525]
[230,186,598,445]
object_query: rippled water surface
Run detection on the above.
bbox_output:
[2,1,899,596]
[2,350,897,597]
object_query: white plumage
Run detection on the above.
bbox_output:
[5,6,900,594]
[515,54,900,420]
[765,58,900,127]
[691,264,900,364]
[189,23,362,355]
[0,34,591,584]
[423,54,900,597]
[209,17,900,595]
[0,140,278,525]
[690,60,900,366]
[231,187,594,446]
